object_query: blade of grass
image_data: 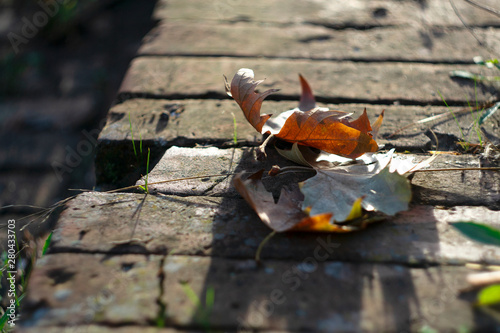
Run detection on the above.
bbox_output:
[0,311,8,331]
[205,286,215,311]
[255,230,277,263]
[138,148,150,193]
[180,281,201,307]
[462,82,483,145]
[128,113,137,158]
[42,232,53,256]
[139,133,143,155]
[231,112,238,145]
[437,90,466,144]
[144,148,150,193]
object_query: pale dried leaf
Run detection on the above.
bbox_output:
[300,153,412,222]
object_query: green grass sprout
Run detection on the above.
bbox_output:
[139,132,143,155]
[128,113,138,159]
[437,90,467,148]
[42,232,53,256]
[138,148,150,194]
[231,112,238,145]
[180,282,214,331]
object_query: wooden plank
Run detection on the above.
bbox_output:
[161,255,495,331]
[50,192,500,265]
[118,57,497,105]
[20,254,162,327]
[153,0,500,28]
[99,99,499,149]
[96,98,499,190]
[99,99,259,144]
[134,147,500,210]
[139,22,500,63]
[20,252,498,331]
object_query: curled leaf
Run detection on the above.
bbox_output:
[225,68,279,132]
[228,68,381,159]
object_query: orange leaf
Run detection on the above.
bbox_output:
[274,109,379,158]
[345,108,372,134]
[227,68,381,158]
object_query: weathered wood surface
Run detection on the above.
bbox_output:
[139,22,500,63]
[19,0,500,332]
[49,192,500,265]
[17,250,500,332]
[119,57,498,104]
[153,0,500,28]
[102,99,499,148]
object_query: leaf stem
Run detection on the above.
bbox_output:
[257,134,275,160]
[255,231,277,263]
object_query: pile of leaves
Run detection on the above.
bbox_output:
[226,68,433,233]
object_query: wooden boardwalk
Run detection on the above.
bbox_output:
[18,0,500,332]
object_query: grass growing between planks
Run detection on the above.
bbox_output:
[180,282,215,332]
[0,232,52,332]
[447,57,500,152]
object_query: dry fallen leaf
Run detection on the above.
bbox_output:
[300,150,412,222]
[225,68,279,133]
[226,68,382,158]
[234,151,428,232]
[227,68,433,233]
[233,171,373,233]
[233,170,305,232]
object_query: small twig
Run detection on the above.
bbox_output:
[463,0,500,18]
[449,0,485,48]
[108,173,239,193]
[467,271,500,287]
[271,165,316,176]
[110,237,153,245]
[387,105,488,138]
[466,263,500,271]
[415,165,500,173]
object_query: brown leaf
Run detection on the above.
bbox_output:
[225,68,279,133]
[233,170,306,232]
[274,108,378,158]
[227,68,380,159]
[298,74,316,111]
[233,171,369,233]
